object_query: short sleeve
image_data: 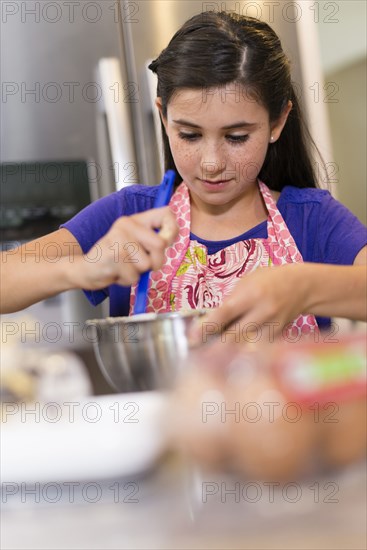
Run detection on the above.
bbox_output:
[60,193,122,306]
[315,193,367,265]
[61,193,121,255]
[278,187,367,266]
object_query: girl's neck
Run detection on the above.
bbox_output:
[189,183,273,241]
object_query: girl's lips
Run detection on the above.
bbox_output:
[204,180,229,184]
[199,178,232,189]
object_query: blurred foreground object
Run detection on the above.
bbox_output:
[170,332,366,481]
[1,347,92,407]
[1,338,168,483]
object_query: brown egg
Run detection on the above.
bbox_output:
[169,365,230,469]
[226,365,317,481]
[319,397,367,468]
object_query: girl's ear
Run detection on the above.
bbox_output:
[269,100,292,143]
[155,98,168,131]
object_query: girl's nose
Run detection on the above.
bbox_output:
[200,143,226,180]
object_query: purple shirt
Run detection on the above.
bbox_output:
[61,184,367,326]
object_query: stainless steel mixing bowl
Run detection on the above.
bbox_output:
[86,310,205,392]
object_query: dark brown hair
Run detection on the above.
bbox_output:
[149,11,326,190]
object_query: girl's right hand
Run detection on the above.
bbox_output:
[71,206,178,290]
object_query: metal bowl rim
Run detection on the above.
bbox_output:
[86,309,206,327]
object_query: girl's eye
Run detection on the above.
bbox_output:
[178,132,200,141]
[226,135,249,143]
[177,132,249,143]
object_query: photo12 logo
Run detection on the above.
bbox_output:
[0,161,139,189]
[1,399,140,424]
[1,80,140,105]
[201,480,339,504]
[1,317,142,346]
[200,2,340,24]
[201,399,339,425]
[199,320,340,345]
[1,481,139,504]
[1,2,140,25]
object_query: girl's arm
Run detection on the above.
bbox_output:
[0,207,178,314]
[191,248,367,340]
[1,229,83,313]
[293,262,366,320]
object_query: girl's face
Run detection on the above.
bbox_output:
[157,85,291,212]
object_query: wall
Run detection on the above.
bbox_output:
[316,0,366,223]
[326,58,366,225]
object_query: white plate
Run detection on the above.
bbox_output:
[1,392,169,483]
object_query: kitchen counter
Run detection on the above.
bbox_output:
[1,454,366,550]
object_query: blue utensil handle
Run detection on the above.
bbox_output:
[133,272,150,315]
[152,170,176,208]
[133,170,176,315]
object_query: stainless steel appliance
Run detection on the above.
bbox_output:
[0,161,103,347]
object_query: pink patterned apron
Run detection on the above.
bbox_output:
[130,181,318,337]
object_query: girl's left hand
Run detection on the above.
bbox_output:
[190,264,309,343]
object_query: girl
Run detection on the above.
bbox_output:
[1,12,366,335]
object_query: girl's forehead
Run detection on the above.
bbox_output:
[167,86,269,123]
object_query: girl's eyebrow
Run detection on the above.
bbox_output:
[172,119,258,130]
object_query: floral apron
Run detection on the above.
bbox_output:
[130,181,318,338]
